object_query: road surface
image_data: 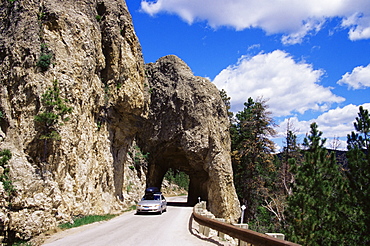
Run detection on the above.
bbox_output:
[42,196,217,246]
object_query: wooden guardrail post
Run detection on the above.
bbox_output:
[199,213,207,236]
[234,224,249,246]
[197,202,210,237]
[216,218,226,240]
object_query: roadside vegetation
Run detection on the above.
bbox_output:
[58,214,118,230]
[221,90,370,246]
[164,168,189,191]
[57,206,136,230]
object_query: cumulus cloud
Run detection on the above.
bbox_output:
[140,0,370,43]
[342,12,370,40]
[212,50,344,117]
[337,64,370,89]
[275,103,370,150]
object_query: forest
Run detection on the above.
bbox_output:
[221,89,370,246]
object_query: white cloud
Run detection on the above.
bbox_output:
[140,0,370,43]
[275,103,370,150]
[342,12,370,40]
[337,64,370,89]
[212,50,344,117]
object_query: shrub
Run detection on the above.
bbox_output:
[37,53,52,71]
[34,80,72,140]
[0,149,15,195]
[95,15,102,22]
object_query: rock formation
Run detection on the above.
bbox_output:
[0,0,240,243]
[139,55,240,222]
[0,0,146,242]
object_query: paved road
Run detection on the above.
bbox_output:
[42,196,216,246]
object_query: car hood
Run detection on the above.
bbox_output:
[138,200,161,206]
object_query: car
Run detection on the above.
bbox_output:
[136,191,167,214]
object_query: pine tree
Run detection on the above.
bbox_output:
[219,89,233,120]
[346,106,370,244]
[281,120,301,195]
[231,97,276,223]
[34,80,72,160]
[286,122,351,245]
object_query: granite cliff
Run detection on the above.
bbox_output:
[0,0,240,243]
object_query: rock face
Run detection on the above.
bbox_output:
[0,0,240,242]
[0,0,146,242]
[139,55,240,222]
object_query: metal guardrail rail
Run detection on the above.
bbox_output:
[192,206,301,246]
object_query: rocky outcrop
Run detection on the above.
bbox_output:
[0,0,146,242]
[0,0,241,242]
[139,55,240,222]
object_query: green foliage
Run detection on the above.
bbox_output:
[12,240,31,246]
[133,146,149,165]
[280,121,301,196]
[164,168,190,191]
[96,120,102,131]
[95,15,102,22]
[38,11,45,20]
[231,97,276,221]
[219,89,233,120]
[248,206,277,233]
[34,80,72,140]
[125,205,137,212]
[345,106,370,244]
[285,122,353,245]
[0,149,15,196]
[58,214,117,229]
[36,53,52,71]
[126,182,133,192]
[227,97,369,244]
[34,80,72,161]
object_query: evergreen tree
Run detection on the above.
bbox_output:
[219,89,233,120]
[286,122,351,245]
[281,120,301,195]
[231,97,276,222]
[34,80,72,160]
[346,106,370,244]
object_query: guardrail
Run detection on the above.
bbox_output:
[192,203,301,246]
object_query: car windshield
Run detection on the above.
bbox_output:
[142,194,161,200]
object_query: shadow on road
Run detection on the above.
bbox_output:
[166,201,192,207]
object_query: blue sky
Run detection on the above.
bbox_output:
[126,0,370,151]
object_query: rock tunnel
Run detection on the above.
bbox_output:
[137,55,240,221]
[145,146,209,205]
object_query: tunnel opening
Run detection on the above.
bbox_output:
[163,168,189,192]
[145,146,209,206]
